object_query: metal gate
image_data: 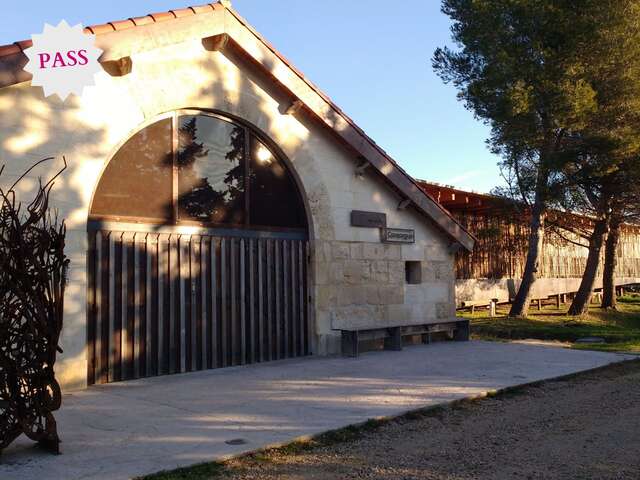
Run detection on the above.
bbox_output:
[87,226,310,385]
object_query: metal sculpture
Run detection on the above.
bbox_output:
[0,157,68,454]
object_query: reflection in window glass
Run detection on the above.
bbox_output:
[249,136,306,229]
[177,115,245,225]
[91,118,173,221]
[92,112,308,231]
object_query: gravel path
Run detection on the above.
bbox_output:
[222,360,640,480]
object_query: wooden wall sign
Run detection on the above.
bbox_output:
[381,227,415,244]
[350,210,387,228]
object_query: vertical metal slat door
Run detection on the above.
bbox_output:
[87,229,309,385]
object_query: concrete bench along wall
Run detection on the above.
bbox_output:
[0,2,474,390]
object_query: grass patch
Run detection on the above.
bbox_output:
[141,462,225,480]
[272,418,387,457]
[465,294,640,352]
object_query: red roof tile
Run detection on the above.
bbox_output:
[14,40,33,51]
[0,3,222,60]
[129,16,155,27]
[109,19,136,32]
[149,11,177,22]
[170,8,195,18]
[190,4,216,14]
[0,44,22,57]
[86,23,115,35]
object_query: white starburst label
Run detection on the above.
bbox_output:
[24,20,103,101]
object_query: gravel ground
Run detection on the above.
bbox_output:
[221,360,640,480]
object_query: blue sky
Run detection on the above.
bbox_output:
[1,0,502,193]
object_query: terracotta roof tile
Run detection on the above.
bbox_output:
[87,23,116,35]
[0,44,22,57]
[129,16,155,27]
[14,40,33,51]
[170,8,195,18]
[190,4,216,14]
[109,19,136,32]
[2,3,222,59]
[0,40,33,59]
[1,3,223,61]
[149,11,176,22]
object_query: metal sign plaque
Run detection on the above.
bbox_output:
[381,227,415,244]
[350,210,387,228]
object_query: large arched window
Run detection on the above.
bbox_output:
[91,111,307,231]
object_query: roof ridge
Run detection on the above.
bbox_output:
[0,2,224,59]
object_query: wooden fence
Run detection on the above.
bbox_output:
[454,212,640,280]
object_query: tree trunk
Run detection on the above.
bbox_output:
[509,199,546,317]
[601,219,621,309]
[568,218,609,315]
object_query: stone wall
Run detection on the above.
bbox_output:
[0,10,460,387]
[314,239,456,354]
[456,276,640,306]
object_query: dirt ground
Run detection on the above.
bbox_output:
[222,360,640,480]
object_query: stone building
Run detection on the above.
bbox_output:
[0,2,474,389]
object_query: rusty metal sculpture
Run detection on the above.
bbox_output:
[0,157,68,454]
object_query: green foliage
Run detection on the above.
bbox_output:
[434,0,640,204]
[139,462,225,480]
[435,0,640,317]
[466,295,640,352]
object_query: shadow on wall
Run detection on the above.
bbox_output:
[0,84,111,389]
[82,51,334,387]
[0,43,336,390]
[0,37,395,389]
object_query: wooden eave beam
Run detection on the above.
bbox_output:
[283,99,304,115]
[101,56,132,77]
[355,159,371,176]
[397,198,411,210]
[202,32,230,52]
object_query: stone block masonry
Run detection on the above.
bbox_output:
[314,239,457,353]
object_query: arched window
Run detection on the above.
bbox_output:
[91,112,307,231]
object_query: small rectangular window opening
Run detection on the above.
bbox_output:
[405,261,422,284]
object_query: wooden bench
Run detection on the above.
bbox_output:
[337,319,470,357]
[460,300,490,313]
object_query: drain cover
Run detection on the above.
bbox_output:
[225,438,248,446]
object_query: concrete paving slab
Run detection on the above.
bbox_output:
[0,340,634,480]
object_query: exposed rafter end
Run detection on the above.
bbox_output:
[101,56,132,77]
[355,159,371,176]
[397,198,411,210]
[284,99,304,115]
[202,33,230,52]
